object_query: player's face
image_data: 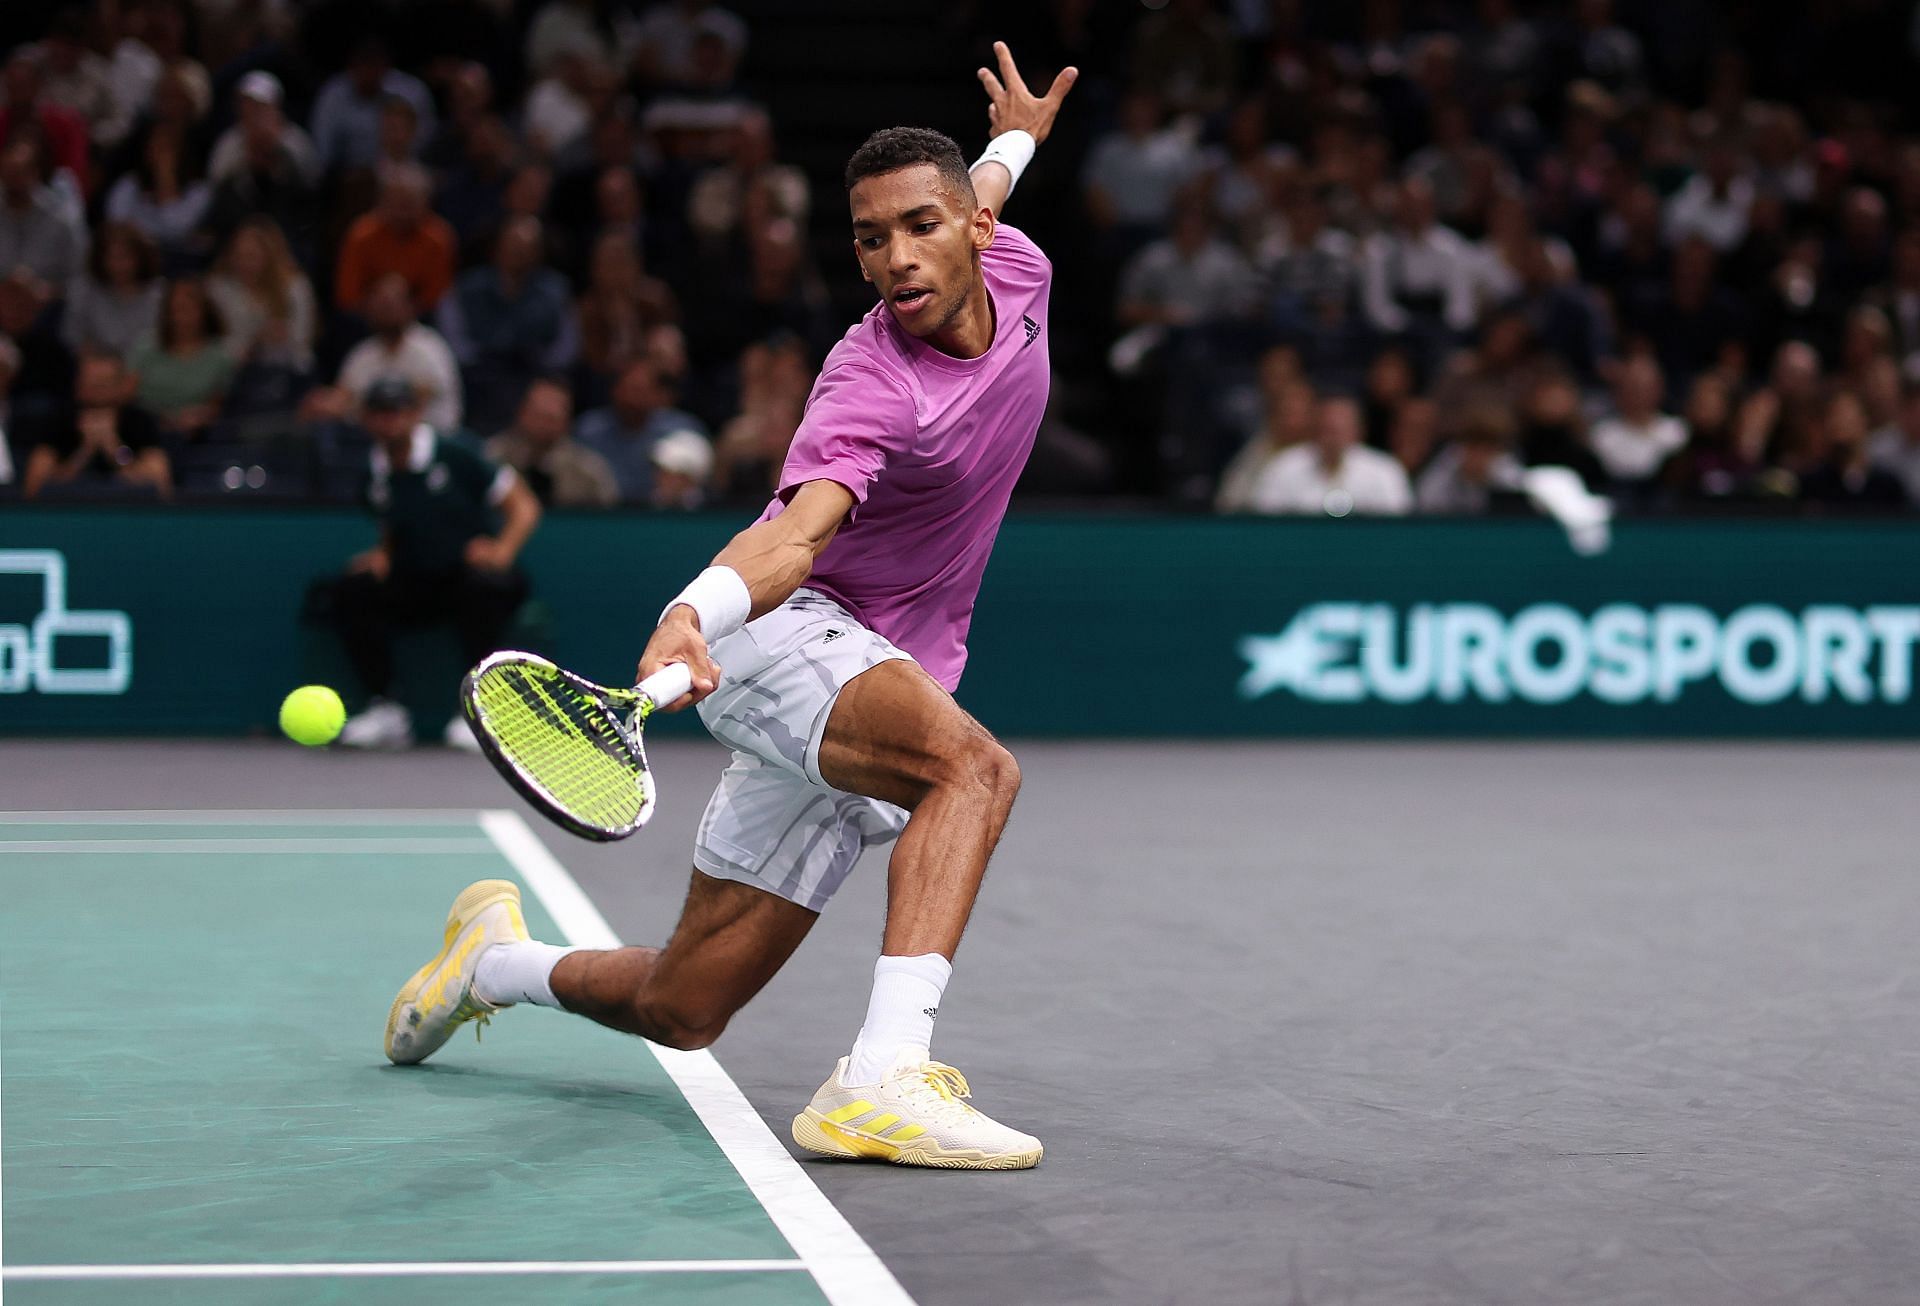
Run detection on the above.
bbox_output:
[849,165,991,340]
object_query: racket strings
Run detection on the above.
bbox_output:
[471,665,646,831]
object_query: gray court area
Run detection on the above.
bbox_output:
[6,737,1917,1305]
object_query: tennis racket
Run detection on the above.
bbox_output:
[460,650,694,842]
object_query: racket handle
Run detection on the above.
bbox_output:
[637,661,694,712]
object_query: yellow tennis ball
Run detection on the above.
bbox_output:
[280,685,346,747]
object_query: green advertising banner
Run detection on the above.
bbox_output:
[3,506,1918,737]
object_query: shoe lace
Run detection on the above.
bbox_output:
[893,1061,977,1122]
[451,998,494,1044]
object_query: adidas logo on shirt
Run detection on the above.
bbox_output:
[1021,315,1040,347]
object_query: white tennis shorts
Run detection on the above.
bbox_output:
[693,588,912,912]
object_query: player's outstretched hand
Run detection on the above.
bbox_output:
[638,610,722,712]
[977,40,1077,146]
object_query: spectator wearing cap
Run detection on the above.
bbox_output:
[205,72,320,259]
[1247,395,1413,516]
[437,216,577,432]
[310,37,434,174]
[316,375,542,750]
[304,273,462,432]
[649,427,712,510]
[21,351,171,500]
[334,163,457,314]
[573,356,709,504]
[485,377,617,508]
[210,73,318,188]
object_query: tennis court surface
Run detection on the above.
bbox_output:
[4,738,1919,1305]
[0,805,904,1306]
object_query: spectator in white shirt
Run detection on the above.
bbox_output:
[301,274,462,431]
[1663,137,1753,253]
[1216,350,1314,512]
[1248,395,1413,516]
[1361,177,1477,361]
[1590,354,1686,487]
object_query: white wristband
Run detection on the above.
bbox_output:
[660,566,751,641]
[972,129,1035,197]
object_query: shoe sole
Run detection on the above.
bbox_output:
[384,879,524,1064]
[791,1110,1042,1170]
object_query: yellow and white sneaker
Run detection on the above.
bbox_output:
[384,879,529,1065]
[792,1052,1043,1170]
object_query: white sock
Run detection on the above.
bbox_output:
[844,953,952,1085]
[472,941,582,1008]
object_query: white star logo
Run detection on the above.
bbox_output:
[1236,624,1313,699]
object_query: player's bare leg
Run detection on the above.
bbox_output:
[385,870,815,1063]
[815,658,1019,959]
[791,657,1042,1168]
[546,872,816,1048]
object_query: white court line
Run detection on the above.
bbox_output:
[479,810,916,1306]
[0,809,911,1303]
[4,1260,806,1281]
[0,809,496,823]
[0,839,496,854]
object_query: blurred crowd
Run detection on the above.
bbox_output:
[1043,0,1920,514]
[0,0,820,510]
[1,0,1918,520]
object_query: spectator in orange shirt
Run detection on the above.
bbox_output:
[334,162,455,314]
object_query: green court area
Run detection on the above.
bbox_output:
[0,813,854,1305]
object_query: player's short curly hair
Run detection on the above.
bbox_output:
[844,126,975,202]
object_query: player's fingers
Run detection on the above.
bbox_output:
[1046,66,1079,104]
[993,40,1028,95]
[977,66,1006,102]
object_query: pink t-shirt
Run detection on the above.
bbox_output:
[759,223,1051,690]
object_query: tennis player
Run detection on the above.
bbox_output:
[387,43,1076,1170]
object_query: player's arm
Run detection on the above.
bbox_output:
[969,40,1077,221]
[637,479,856,709]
